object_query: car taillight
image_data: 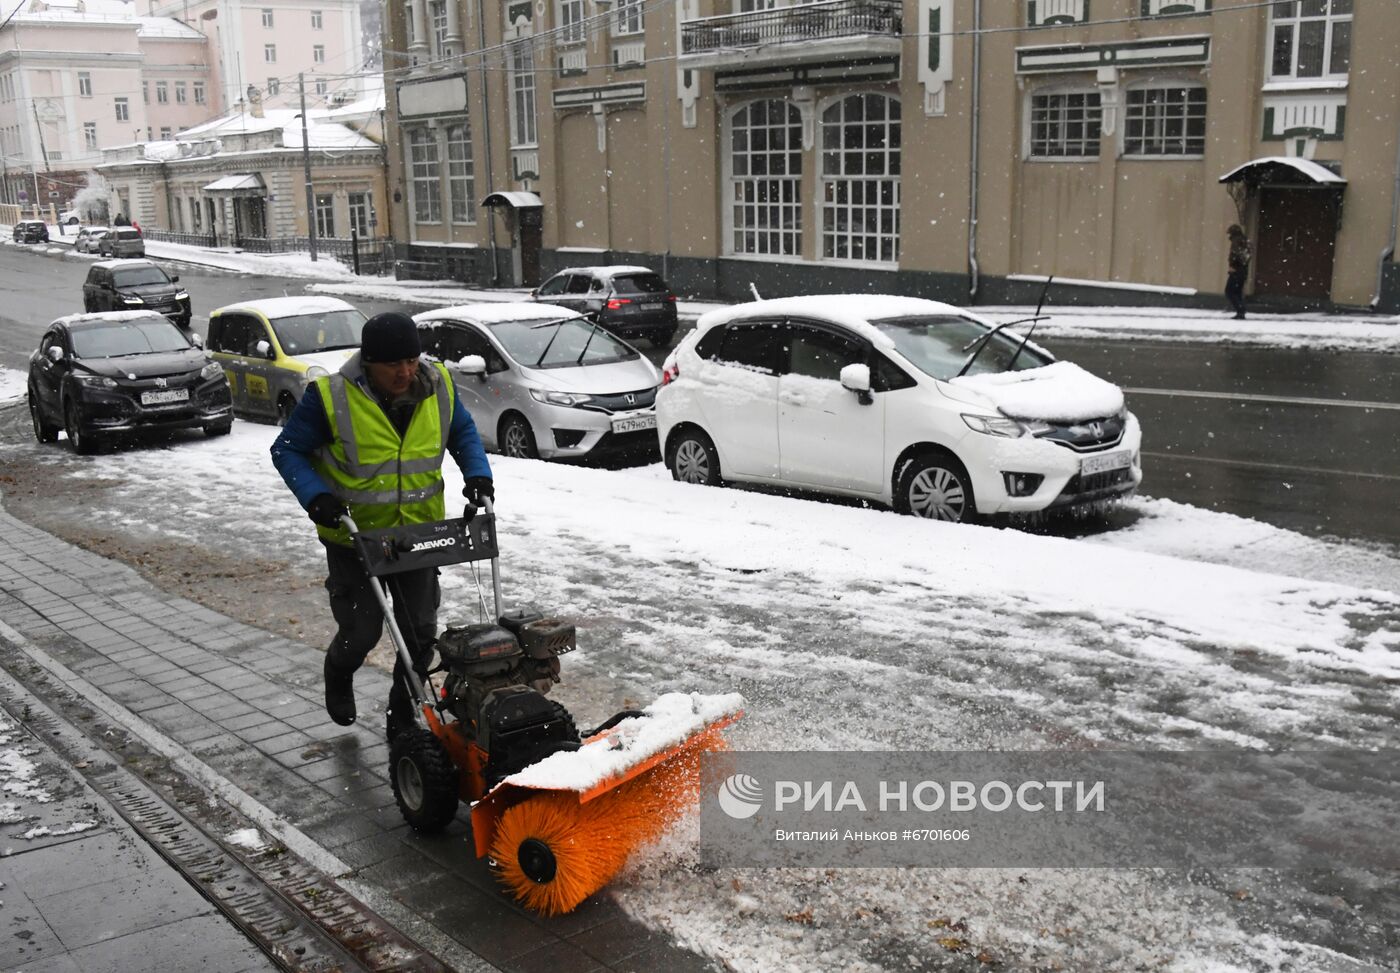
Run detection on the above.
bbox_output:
[667,295,677,302]
[662,361,679,385]
[606,298,632,310]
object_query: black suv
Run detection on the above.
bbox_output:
[12,220,49,244]
[27,312,232,454]
[83,260,192,328]
[532,266,678,347]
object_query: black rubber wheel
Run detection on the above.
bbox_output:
[204,421,232,437]
[667,428,721,486]
[64,399,97,455]
[389,728,460,833]
[499,413,538,459]
[28,392,58,444]
[895,452,975,523]
[276,394,296,427]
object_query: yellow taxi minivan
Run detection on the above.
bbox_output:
[206,297,366,422]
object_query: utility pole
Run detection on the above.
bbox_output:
[299,73,317,261]
[30,103,47,220]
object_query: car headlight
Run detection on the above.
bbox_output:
[302,365,329,385]
[73,373,118,388]
[529,388,593,408]
[174,291,189,301]
[121,294,143,304]
[200,361,224,380]
[961,413,1027,438]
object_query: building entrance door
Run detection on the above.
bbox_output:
[1254,188,1339,299]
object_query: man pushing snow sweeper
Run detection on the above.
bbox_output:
[269,309,743,914]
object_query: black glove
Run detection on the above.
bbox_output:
[463,477,495,505]
[307,493,348,529]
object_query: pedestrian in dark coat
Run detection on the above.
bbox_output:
[1226,224,1251,320]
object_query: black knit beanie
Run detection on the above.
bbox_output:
[360,312,422,363]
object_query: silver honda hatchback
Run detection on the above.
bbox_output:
[413,303,661,460]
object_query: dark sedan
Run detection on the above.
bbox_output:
[27,312,233,454]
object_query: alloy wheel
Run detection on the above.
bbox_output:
[673,439,711,484]
[907,466,968,521]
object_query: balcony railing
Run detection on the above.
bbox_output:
[680,0,902,57]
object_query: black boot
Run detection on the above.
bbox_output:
[323,657,357,726]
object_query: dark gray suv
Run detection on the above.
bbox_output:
[532,265,678,347]
[83,260,192,329]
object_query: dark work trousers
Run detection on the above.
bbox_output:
[1226,269,1248,317]
[323,541,439,728]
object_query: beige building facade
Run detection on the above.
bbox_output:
[383,0,1400,311]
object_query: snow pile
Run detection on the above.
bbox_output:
[0,366,25,403]
[951,360,1125,421]
[505,691,744,792]
[225,827,268,851]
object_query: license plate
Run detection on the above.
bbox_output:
[1081,449,1130,475]
[611,414,657,434]
[140,388,189,405]
[641,301,663,309]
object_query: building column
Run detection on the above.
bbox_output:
[409,0,430,60]
[445,0,462,54]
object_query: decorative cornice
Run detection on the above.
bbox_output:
[1016,34,1209,74]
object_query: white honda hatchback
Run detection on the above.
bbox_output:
[655,295,1142,522]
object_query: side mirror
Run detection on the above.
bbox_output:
[47,345,64,363]
[170,274,180,283]
[190,333,204,348]
[255,339,273,359]
[840,363,873,405]
[458,354,488,380]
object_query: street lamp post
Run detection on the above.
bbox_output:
[300,73,317,262]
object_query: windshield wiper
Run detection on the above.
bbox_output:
[574,315,605,365]
[1003,275,1054,373]
[956,275,1055,377]
[528,314,590,367]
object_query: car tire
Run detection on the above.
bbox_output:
[389,728,459,833]
[667,427,722,486]
[651,327,677,348]
[64,398,97,455]
[204,421,232,437]
[276,393,297,427]
[895,451,976,523]
[28,392,58,444]
[499,413,538,459]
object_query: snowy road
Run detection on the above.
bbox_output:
[0,390,1398,970]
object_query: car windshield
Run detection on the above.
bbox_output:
[491,317,638,368]
[270,309,367,354]
[113,267,169,287]
[612,273,669,295]
[71,318,190,358]
[869,314,1053,380]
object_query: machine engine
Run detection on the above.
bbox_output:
[435,610,580,786]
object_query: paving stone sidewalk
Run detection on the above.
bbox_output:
[0,495,717,973]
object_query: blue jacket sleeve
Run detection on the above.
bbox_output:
[447,380,493,482]
[269,384,336,510]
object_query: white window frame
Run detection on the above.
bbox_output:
[1122,83,1206,158]
[156,81,169,104]
[268,77,280,96]
[261,7,274,27]
[1269,0,1351,81]
[348,191,371,235]
[314,78,328,95]
[159,126,172,140]
[315,193,336,237]
[313,45,326,63]
[311,9,323,29]
[408,127,442,224]
[429,0,449,54]
[507,42,538,148]
[114,97,129,121]
[78,72,92,97]
[819,93,901,265]
[405,1,416,44]
[175,81,187,103]
[194,81,206,104]
[557,0,586,44]
[446,121,476,224]
[613,0,644,36]
[83,121,97,149]
[724,99,804,258]
[1026,87,1102,160]
[265,44,277,63]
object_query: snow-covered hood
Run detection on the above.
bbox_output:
[516,356,659,394]
[949,361,1125,422]
[291,348,356,371]
[79,348,207,379]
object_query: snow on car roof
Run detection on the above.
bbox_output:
[414,302,578,325]
[214,296,358,319]
[53,310,170,328]
[696,294,984,349]
[556,265,658,279]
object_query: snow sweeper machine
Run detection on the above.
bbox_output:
[344,498,743,915]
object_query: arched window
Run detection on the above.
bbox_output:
[820,93,900,263]
[727,99,803,257]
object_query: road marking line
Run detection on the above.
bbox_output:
[1123,387,1400,411]
[1141,451,1400,482]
